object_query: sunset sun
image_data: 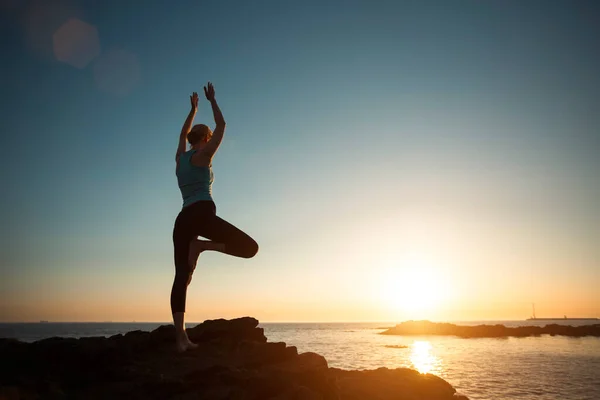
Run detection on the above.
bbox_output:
[380,255,449,318]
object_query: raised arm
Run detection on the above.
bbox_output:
[176,92,199,161]
[201,82,226,157]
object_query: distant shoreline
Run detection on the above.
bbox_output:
[380,320,600,338]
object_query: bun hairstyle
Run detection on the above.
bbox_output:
[187,124,213,145]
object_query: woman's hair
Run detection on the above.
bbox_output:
[187,124,213,145]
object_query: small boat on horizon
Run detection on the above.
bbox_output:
[527,304,598,321]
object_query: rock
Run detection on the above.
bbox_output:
[186,316,266,344]
[331,367,456,400]
[0,317,467,399]
[270,385,324,400]
[380,320,600,338]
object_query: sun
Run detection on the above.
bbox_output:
[380,255,449,319]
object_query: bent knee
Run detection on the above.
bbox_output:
[243,240,259,259]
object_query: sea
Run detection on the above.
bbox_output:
[1,320,599,400]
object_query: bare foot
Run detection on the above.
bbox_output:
[176,340,191,353]
[175,339,198,353]
[175,333,198,353]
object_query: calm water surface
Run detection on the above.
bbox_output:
[1,320,599,400]
[262,322,600,400]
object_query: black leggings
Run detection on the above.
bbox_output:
[171,200,258,313]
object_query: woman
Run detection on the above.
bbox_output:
[172,82,259,352]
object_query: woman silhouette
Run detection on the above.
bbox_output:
[172,82,258,352]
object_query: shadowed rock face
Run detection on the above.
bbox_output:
[380,320,600,338]
[0,317,467,399]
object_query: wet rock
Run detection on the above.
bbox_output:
[331,367,456,400]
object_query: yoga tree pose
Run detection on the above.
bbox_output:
[171,82,259,352]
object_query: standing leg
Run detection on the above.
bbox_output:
[171,217,198,352]
[172,311,197,352]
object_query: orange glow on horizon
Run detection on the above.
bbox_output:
[378,253,454,320]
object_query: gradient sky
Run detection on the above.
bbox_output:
[1,0,598,322]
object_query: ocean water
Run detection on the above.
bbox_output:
[1,320,599,400]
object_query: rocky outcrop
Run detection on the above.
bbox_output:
[0,317,467,399]
[380,320,600,338]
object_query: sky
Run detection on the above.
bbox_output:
[1,0,598,322]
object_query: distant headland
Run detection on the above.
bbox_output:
[379,320,600,338]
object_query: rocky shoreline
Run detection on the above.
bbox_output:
[1,317,467,399]
[379,320,600,338]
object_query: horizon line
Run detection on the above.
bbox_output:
[3,317,598,324]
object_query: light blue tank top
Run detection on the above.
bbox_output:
[177,150,214,208]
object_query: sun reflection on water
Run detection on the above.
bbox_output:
[410,340,442,374]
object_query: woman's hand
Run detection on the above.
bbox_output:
[204,82,215,102]
[190,92,199,112]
